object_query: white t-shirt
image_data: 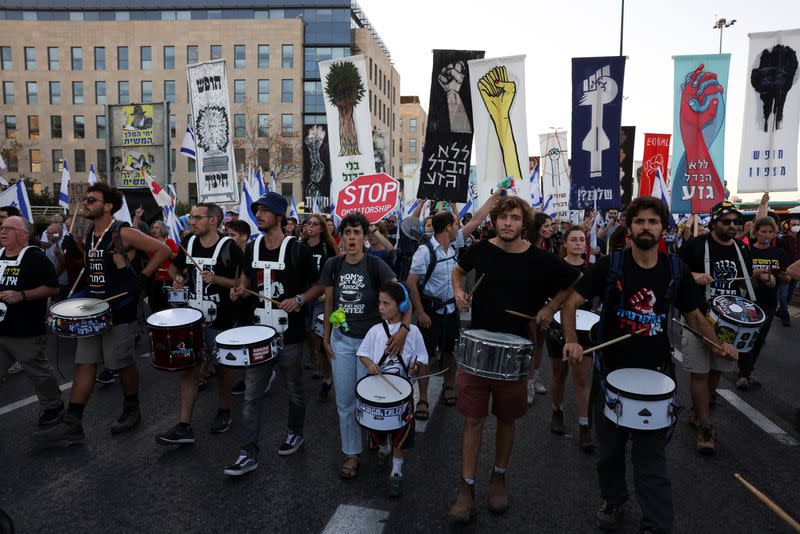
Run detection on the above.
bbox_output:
[357,321,429,378]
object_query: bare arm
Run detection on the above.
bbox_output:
[412,199,428,219]
[561,289,588,363]
[683,308,738,360]
[788,259,800,280]
[121,227,170,278]
[322,286,335,360]
[406,273,430,328]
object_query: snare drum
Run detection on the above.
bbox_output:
[215,326,279,368]
[455,329,532,381]
[706,295,765,353]
[49,299,112,338]
[165,287,190,307]
[603,368,676,430]
[355,374,414,432]
[313,313,324,338]
[553,310,600,346]
[146,308,204,371]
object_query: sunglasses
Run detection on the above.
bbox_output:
[717,218,740,226]
[82,196,102,204]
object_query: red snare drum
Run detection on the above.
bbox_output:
[146,308,204,371]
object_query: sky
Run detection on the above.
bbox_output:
[358,0,800,203]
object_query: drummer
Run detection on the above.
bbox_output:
[35,183,171,447]
[449,195,580,523]
[678,201,755,454]
[156,202,243,445]
[562,196,736,534]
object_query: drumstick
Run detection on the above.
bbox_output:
[715,277,750,282]
[671,318,724,351]
[67,209,79,236]
[179,243,203,271]
[242,287,282,306]
[76,292,128,310]
[735,474,800,533]
[378,371,403,394]
[505,309,537,321]
[411,367,449,381]
[563,327,649,361]
[467,274,485,299]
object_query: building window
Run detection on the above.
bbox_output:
[258,114,269,137]
[282,44,293,68]
[48,47,59,70]
[74,149,86,172]
[210,45,222,60]
[409,158,417,165]
[118,81,129,104]
[281,183,292,197]
[24,47,36,70]
[28,115,39,140]
[187,45,198,65]
[163,46,175,69]
[234,79,245,103]
[257,148,269,169]
[409,118,417,133]
[72,81,84,104]
[188,156,196,173]
[52,149,64,172]
[169,114,176,138]
[0,47,11,70]
[3,82,14,105]
[26,82,37,105]
[281,147,292,164]
[281,114,293,134]
[4,116,16,139]
[117,46,128,70]
[257,79,269,103]
[234,149,246,172]
[234,45,245,69]
[141,81,152,103]
[234,114,245,138]
[96,115,106,139]
[409,139,417,154]
[30,149,41,173]
[140,46,152,70]
[71,47,82,70]
[303,81,324,114]
[281,79,293,103]
[171,148,176,173]
[97,149,107,175]
[94,47,105,70]
[95,81,106,105]
[73,115,85,139]
[258,45,269,68]
[164,80,176,103]
[399,138,402,152]
[50,115,62,138]
[49,81,61,105]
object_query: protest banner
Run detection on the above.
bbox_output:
[335,173,399,223]
[303,124,332,212]
[539,131,570,222]
[640,133,672,197]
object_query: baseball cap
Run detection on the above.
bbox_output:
[710,201,742,222]
[250,191,287,217]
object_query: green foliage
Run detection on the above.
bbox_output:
[175,201,192,217]
[324,61,366,108]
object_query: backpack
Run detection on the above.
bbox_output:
[417,237,457,312]
[330,253,385,309]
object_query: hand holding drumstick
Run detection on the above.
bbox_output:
[455,273,485,311]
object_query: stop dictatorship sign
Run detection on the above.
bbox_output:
[335,173,399,223]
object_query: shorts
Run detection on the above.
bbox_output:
[455,368,527,422]
[421,309,460,358]
[681,330,737,374]
[75,321,138,369]
[304,300,325,332]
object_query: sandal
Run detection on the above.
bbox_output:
[441,385,457,406]
[340,456,359,479]
[414,400,430,421]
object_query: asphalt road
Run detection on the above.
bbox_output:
[2,312,800,534]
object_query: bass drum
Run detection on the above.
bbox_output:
[147,308,204,371]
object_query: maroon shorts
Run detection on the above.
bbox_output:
[455,369,527,422]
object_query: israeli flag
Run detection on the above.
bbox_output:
[542,195,556,218]
[0,181,33,222]
[529,162,542,209]
[405,198,420,217]
[238,179,260,240]
[59,160,71,210]
[180,126,196,159]
[459,196,473,219]
[0,153,7,171]
[255,167,266,196]
[652,168,677,225]
[87,162,97,186]
[162,205,183,244]
[289,195,299,221]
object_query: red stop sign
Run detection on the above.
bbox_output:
[335,173,399,223]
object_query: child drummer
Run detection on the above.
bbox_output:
[357,282,428,498]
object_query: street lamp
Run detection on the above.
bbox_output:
[713,18,736,54]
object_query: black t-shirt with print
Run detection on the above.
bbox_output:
[679,235,753,313]
[0,248,58,337]
[575,251,700,371]
[306,240,338,274]
[457,240,580,338]
[749,244,789,309]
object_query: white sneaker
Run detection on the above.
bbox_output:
[264,370,278,393]
[527,382,535,405]
[8,362,23,374]
[534,378,548,394]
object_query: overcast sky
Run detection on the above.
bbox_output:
[359,0,800,202]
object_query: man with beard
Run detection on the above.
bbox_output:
[679,201,755,454]
[448,196,580,522]
[35,183,171,446]
[562,196,736,533]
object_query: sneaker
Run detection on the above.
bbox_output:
[550,409,565,435]
[224,450,258,476]
[319,381,332,402]
[533,371,548,394]
[697,424,716,455]
[96,368,117,384]
[156,423,195,445]
[8,361,23,374]
[232,380,246,396]
[38,404,65,426]
[264,370,277,393]
[781,312,791,327]
[210,410,232,434]
[110,406,141,434]
[579,424,595,452]
[736,376,750,391]
[487,471,508,514]
[33,412,84,447]
[596,499,624,531]
[388,473,403,498]
[278,432,304,456]
[527,382,535,405]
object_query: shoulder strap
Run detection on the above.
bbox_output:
[210,236,232,264]
[187,235,197,256]
[598,249,626,346]
[663,252,683,306]
[732,241,756,300]
[377,321,409,374]
[419,239,438,292]
[703,235,712,301]
[110,220,135,271]
[365,253,383,294]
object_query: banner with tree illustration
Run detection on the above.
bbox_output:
[319,54,375,219]
[738,30,800,193]
[467,55,529,205]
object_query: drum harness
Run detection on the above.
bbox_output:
[0,246,33,325]
[251,234,299,338]
[591,248,684,440]
[186,234,232,325]
[703,235,755,301]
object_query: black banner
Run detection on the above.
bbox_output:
[620,125,636,209]
[417,49,485,202]
[302,124,332,211]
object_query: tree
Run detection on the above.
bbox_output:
[0,136,23,172]
[324,60,366,156]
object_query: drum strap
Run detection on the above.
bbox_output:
[704,237,755,301]
[0,246,32,282]
[187,235,233,267]
[377,321,409,375]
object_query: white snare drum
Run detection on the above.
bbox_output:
[314,313,324,338]
[356,374,413,432]
[215,326,279,368]
[49,299,112,338]
[455,329,532,381]
[165,287,190,307]
[554,310,600,345]
[706,295,765,353]
[603,368,676,430]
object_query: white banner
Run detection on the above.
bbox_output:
[539,131,571,222]
[468,55,529,205]
[187,60,239,204]
[402,163,420,209]
[319,54,375,220]
[739,29,800,193]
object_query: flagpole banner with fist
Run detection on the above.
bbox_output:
[569,56,626,210]
[302,124,332,211]
[639,133,672,197]
[417,49,485,202]
[738,29,800,193]
[670,54,730,214]
[539,131,571,222]
[319,54,375,219]
[468,55,530,205]
[187,59,239,204]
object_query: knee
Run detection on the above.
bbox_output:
[464,416,485,429]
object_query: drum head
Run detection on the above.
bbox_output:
[356,374,412,403]
[216,325,276,345]
[711,295,765,326]
[554,310,600,331]
[147,308,203,327]
[462,329,532,347]
[51,299,110,318]
[606,368,675,396]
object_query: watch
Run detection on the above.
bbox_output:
[295,294,304,307]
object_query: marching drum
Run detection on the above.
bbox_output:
[553,310,600,345]
[355,374,414,432]
[49,299,112,338]
[603,368,676,430]
[456,329,532,381]
[313,313,325,338]
[215,326,279,368]
[165,287,190,307]
[706,295,765,353]
[146,308,204,371]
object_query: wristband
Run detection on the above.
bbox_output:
[400,323,411,332]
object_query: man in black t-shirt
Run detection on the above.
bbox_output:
[562,197,736,534]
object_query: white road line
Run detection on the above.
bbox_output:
[717,389,799,446]
[321,504,389,534]
[0,381,73,416]
[413,375,443,432]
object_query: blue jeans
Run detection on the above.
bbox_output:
[778,280,798,316]
[330,329,367,456]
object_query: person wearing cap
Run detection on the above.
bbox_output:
[224,192,324,476]
[226,207,240,222]
[678,201,753,455]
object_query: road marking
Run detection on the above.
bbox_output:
[321,504,389,534]
[413,375,443,432]
[0,381,73,416]
[717,389,799,446]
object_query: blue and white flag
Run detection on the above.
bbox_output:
[529,161,542,209]
[405,198,420,217]
[162,204,183,244]
[59,160,71,210]
[238,180,260,240]
[0,153,7,172]
[255,167,266,196]
[180,126,196,159]
[652,168,677,225]
[459,196,473,219]
[114,195,132,225]
[0,181,33,222]
[289,195,299,221]
[87,162,97,186]
[270,169,277,193]
[542,194,557,218]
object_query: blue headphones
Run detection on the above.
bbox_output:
[396,282,411,313]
